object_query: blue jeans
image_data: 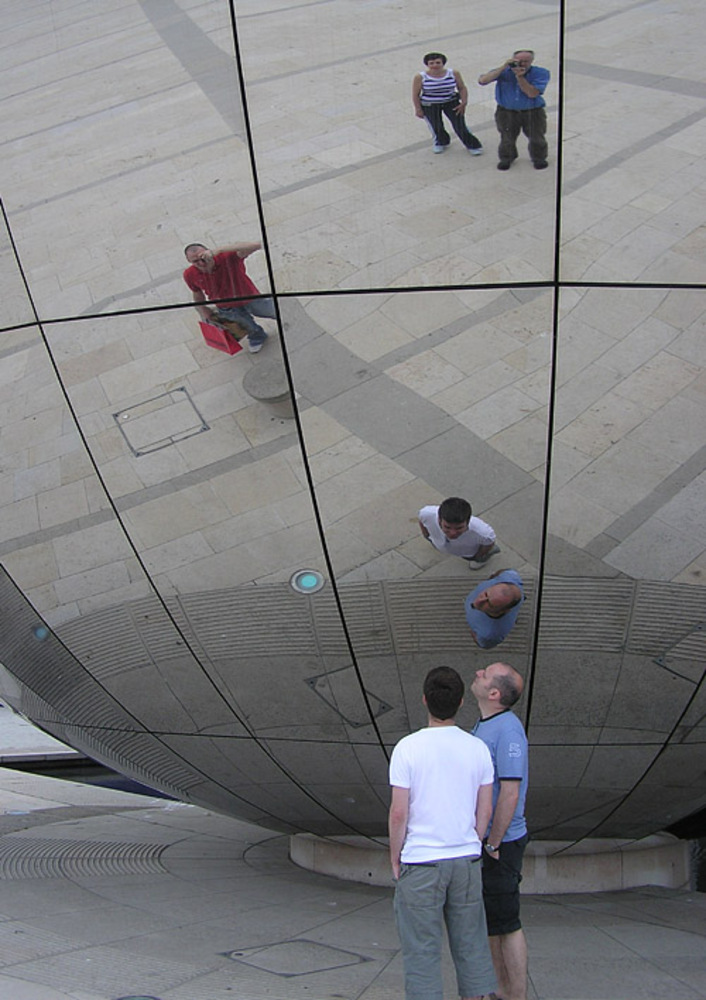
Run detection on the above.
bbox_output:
[394,857,496,1000]
[215,297,275,347]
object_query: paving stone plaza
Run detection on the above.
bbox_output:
[1,0,706,997]
[3,0,706,602]
[0,765,704,1000]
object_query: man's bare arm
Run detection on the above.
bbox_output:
[213,242,262,258]
[485,779,521,857]
[388,786,409,880]
[474,542,495,560]
[478,59,512,86]
[191,289,216,321]
[476,782,494,841]
[515,71,540,99]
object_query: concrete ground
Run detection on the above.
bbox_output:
[0,711,704,1000]
[0,765,704,1000]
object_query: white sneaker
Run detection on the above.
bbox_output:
[248,331,268,353]
[468,545,501,569]
[468,146,484,156]
[432,143,445,154]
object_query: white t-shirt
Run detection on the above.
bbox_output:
[418,505,495,559]
[389,726,494,862]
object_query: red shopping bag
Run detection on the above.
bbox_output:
[199,320,243,355]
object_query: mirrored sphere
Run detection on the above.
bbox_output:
[1,0,705,842]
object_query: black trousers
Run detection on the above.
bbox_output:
[494,106,547,164]
[422,99,482,149]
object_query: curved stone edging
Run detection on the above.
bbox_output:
[290,832,690,893]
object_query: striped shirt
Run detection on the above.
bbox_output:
[420,68,458,104]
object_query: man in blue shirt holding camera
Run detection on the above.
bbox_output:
[478,50,550,171]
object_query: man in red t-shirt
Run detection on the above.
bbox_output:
[183,242,275,354]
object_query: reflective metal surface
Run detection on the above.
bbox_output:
[0,0,705,839]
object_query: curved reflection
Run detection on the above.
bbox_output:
[477,48,551,171]
[0,0,705,841]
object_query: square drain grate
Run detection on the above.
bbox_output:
[114,387,208,457]
[224,939,370,977]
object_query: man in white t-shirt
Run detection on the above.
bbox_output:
[389,666,497,1000]
[418,497,499,569]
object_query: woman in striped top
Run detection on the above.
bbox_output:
[412,52,483,156]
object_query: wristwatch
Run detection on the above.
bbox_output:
[485,842,499,854]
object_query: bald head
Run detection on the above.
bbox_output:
[471,661,524,711]
[472,582,522,618]
[489,662,524,706]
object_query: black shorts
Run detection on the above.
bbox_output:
[481,834,528,936]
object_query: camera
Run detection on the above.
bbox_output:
[508,61,519,68]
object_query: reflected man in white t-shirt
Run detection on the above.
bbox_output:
[418,497,499,570]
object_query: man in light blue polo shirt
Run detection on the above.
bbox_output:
[471,662,529,1000]
[465,569,524,649]
[478,49,550,171]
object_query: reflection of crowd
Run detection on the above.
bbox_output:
[406,59,540,980]
[414,48,550,171]
[182,50,545,1000]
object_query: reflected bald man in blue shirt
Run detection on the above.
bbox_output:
[465,570,524,649]
[478,49,550,170]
